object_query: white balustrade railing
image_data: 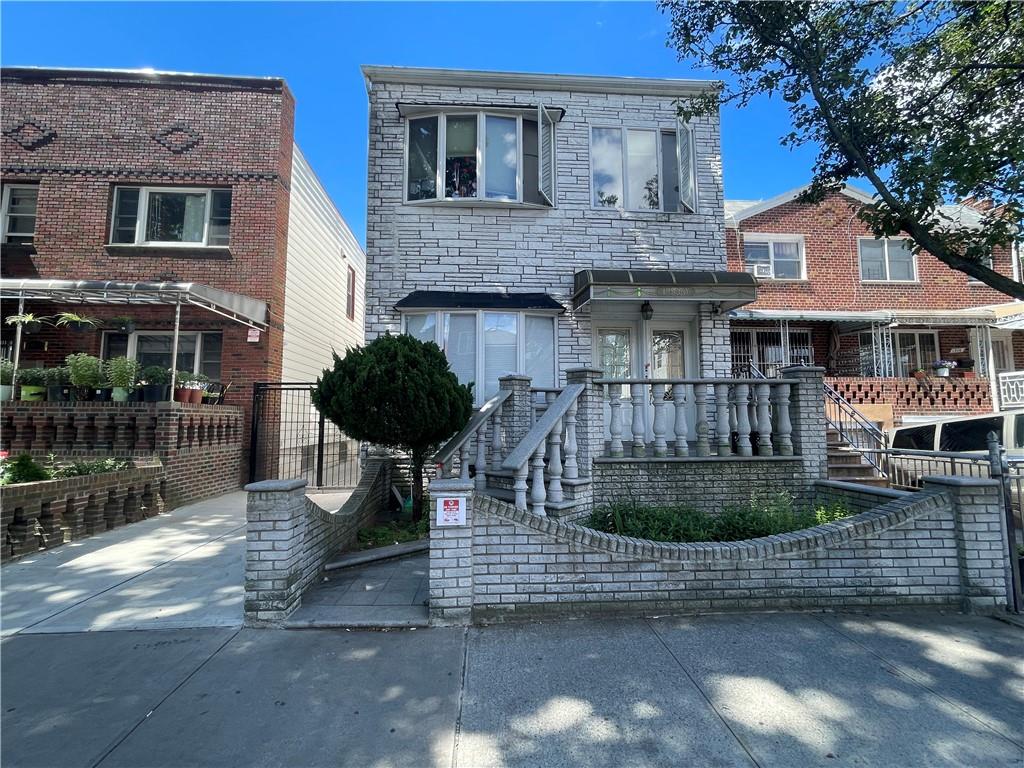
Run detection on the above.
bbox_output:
[433,390,511,488]
[595,378,797,459]
[998,371,1024,410]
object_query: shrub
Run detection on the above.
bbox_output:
[0,454,50,486]
[104,356,141,388]
[586,491,852,544]
[43,367,69,386]
[17,367,46,386]
[65,353,104,388]
[312,333,473,521]
[49,457,131,479]
[141,365,171,385]
[0,360,13,386]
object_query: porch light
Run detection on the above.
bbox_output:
[640,301,654,321]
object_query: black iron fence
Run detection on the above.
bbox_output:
[249,382,360,488]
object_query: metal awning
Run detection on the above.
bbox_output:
[395,290,564,313]
[729,308,891,324]
[0,279,268,329]
[572,269,757,312]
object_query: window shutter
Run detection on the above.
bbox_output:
[677,123,696,213]
[538,104,556,206]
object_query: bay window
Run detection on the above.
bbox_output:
[404,106,556,206]
[403,310,557,401]
[859,237,915,282]
[110,186,232,247]
[590,122,696,213]
[101,330,223,380]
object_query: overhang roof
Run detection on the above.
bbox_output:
[396,102,566,122]
[572,269,757,312]
[0,279,268,329]
[731,304,1024,328]
[395,290,564,313]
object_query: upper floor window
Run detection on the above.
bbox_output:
[346,266,356,320]
[859,237,915,282]
[405,107,556,207]
[590,123,696,213]
[1,184,38,244]
[742,236,805,280]
[110,186,232,247]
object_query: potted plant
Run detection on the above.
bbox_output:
[65,353,104,400]
[140,365,171,402]
[173,374,193,404]
[108,316,136,334]
[931,359,957,378]
[958,358,976,379]
[5,313,49,334]
[104,356,140,402]
[188,372,209,404]
[0,360,13,401]
[44,366,72,402]
[911,368,928,380]
[17,367,46,401]
[54,312,101,333]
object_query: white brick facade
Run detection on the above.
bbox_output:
[363,68,734,382]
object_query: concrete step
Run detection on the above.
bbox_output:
[828,463,882,478]
[828,450,867,465]
[324,540,428,572]
[828,475,890,488]
[284,604,429,629]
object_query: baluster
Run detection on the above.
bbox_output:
[773,383,794,456]
[490,403,504,471]
[475,423,488,491]
[608,383,624,458]
[563,397,579,479]
[756,383,773,456]
[630,383,646,458]
[694,383,710,457]
[460,441,472,482]
[714,383,731,457]
[671,384,689,457]
[443,456,454,479]
[530,442,547,516]
[747,392,758,449]
[547,415,564,505]
[513,462,529,511]
[734,383,752,456]
[651,383,668,457]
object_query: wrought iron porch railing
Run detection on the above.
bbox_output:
[823,381,885,474]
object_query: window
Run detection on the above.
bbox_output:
[1,185,38,244]
[101,331,223,380]
[590,123,696,213]
[892,424,936,450]
[404,107,555,206]
[110,186,232,247]
[597,329,632,379]
[346,267,356,321]
[403,310,558,401]
[938,416,1003,452]
[895,331,938,376]
[742,237,805,279]
[859,238,915,281]
[730,328,813,377]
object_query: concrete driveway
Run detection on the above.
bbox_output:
[2,613,1021,768]
[1,491,247,635]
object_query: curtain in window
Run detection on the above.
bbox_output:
[483,313,517,398]
[525,315,555,389]
[406,313,437,344]
[444,313,477,388]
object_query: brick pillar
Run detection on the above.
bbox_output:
[565,367,604,477]
[498,374,533,450]
[923,476,1013,613]
[779,365,827,480]
[243,478,308,626]
[428,476,474,626]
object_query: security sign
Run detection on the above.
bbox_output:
[436,496,467,527]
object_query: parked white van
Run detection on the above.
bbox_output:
[887,411,1024,455]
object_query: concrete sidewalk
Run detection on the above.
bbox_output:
[2,612,1021,767]
[1,491,247,635]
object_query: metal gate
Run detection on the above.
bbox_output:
[249,382,360,487]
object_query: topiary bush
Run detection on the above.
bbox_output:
[312,333,474,521]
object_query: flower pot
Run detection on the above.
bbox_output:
[0,384,12,401]
[111,386,131,402]
[19,385,45,402]
[912,371,927,380]
[115,322,136,334]
[21,321,41,334]
[70,321,94,333]
[961,371,976,379]
[174,387,191,403]
[143,383,169,402]
[93,387,112,402]
[46,385,71,402]
[189,389,203,404]
[934,367,950,378]
[75,386,95,401]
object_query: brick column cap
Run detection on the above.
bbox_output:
[244,478,308,492]
[429,478,474,493]
[499,374,532,384]
[565,367,604,379]
[922,476,1000,489]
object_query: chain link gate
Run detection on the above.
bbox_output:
[249,382,360,488]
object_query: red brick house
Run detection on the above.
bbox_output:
[724,184,1024,423]
[0,67,365,446]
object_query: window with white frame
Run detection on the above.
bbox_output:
[405,107,556,206]
[894,330,938,375]
[859,237,915,281]
[742,236,805,279]
[1,184,39,244]
[590,123,696,213]
[102,331,223,380]
[403,310,557,401]
[110,186,232,247]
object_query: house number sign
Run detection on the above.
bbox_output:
[436,496,467,526]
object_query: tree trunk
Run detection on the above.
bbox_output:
[410,451,425,523]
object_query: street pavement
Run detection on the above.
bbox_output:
[2,613,1021,767]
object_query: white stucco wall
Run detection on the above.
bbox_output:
[282,145,366,383]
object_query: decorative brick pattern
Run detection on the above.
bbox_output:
[825,376,993,419]
[243,457,392,625]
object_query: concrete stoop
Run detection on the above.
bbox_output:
[284,605,429,629]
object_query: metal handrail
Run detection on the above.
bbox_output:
[432,389,511,466]
[594,377,799,386]
[824,381,885,472]
[501,384,584,471]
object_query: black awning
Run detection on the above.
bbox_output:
[395,290,564,313]
[572,269,758,312]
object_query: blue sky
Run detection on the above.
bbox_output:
[1,1,820,245]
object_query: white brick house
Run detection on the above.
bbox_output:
[362,66,756,407]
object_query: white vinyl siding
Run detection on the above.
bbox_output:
[281,146,366,383]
